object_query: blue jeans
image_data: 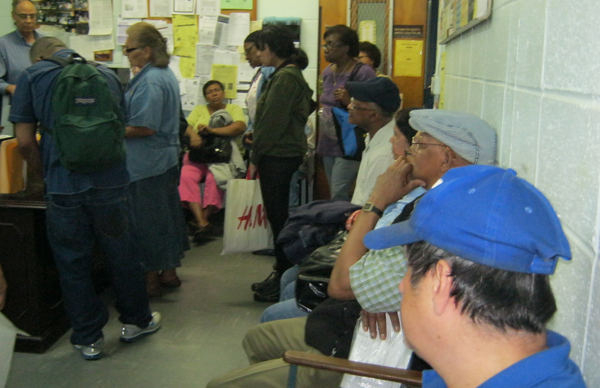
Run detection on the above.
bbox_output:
[260,266,308,323]
[322,155,360,202]
[279,265,300,300]
[46,187,152,345]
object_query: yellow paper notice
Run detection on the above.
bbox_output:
[173,14,198,48]
[211,64,239,99]
[174,46,196,79]
[393,40,423,78]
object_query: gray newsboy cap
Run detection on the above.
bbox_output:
[409,110,497,165]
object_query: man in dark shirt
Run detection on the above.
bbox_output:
[10,37,160,360]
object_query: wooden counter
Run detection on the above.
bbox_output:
[0,190,72,353]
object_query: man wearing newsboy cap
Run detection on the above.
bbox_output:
[364,165,586,387]
[330,109,497,317]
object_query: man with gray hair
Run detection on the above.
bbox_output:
[329,110,498,317]
[0,0,42,128]
[9,37,160,360]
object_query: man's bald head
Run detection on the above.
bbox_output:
[30,37,68,63]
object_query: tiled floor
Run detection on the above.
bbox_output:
[6,237,275,388]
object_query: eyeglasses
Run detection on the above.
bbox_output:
[321,43,345,50]
[405,135,449,155]
[123,47,140,54]
[14,13,36,20]
[348,98,377,112]
[244,44,255,55]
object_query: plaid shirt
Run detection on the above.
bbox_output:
[349,187,425,312]
[349,246,407,313]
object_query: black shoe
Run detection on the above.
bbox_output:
[192,232,215,245]
[253,289,280,303]
[187,221,200,236]
[252,249,275,256]
[194,223,222,238]
[251,271,281,292]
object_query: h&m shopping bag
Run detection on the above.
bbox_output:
[340,315,413,388]
[221,178,273,254]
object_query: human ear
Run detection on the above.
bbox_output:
[431,260,454,316]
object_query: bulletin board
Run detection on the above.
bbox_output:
[438,0,491,44]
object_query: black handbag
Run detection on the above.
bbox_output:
[188,134,232,164]
[295,230,349,313]
[187,109,234,164]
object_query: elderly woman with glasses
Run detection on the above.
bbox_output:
[318,25,376,202]
[123,22,189,298]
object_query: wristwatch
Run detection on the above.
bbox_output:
[362,202,383,218]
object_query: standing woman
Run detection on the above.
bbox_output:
[123,22,189,297]
[317,25,376,201]
[249,25,313,302]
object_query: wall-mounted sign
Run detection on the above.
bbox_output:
[393,40,423,78]
[393,25,423,40]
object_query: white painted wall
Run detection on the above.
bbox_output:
[0,7,13,37]
[439,0,600,385]
[256,0,319,93]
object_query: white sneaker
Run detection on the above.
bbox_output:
[74,337,104,360]
[120,312,161,343]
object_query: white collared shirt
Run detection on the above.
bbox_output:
[351,119,395,205]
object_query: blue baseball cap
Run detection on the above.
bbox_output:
[364,165,571,274]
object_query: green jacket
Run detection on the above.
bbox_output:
[251,65,313,165]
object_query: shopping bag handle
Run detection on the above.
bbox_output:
[246,169,260,180]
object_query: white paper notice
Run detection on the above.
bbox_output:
[88,0,113,35]
[227,13,249,47]
[173,0,195,14]
[117,18,141,45]
[196,44,215,76]
[196,0,219,15]
[169,56,186,95]
[69,35,94,59]
[214,14,229,50]
[214,49,239,66]
[92,34,115,51]
[198,14,218,45]
[121,0,148,18]
[150,0,172,17]
[181,77,202,110]
[237,61,254,83]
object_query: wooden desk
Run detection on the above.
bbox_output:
[0,191,72,353]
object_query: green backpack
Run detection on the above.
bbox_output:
[45,53,126,173]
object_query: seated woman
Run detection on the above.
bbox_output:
[179,80,247,240]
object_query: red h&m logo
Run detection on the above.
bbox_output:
[237,204,268,230]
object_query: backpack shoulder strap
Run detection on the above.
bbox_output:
[42,57,70,68]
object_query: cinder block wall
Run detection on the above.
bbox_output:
[257,0,319,92]
[440,0,600,385]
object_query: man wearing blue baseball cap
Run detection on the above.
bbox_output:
[365,165,586,387]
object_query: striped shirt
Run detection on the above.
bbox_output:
[0,29,41,94]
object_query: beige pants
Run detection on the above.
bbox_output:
[206,317,344,388]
